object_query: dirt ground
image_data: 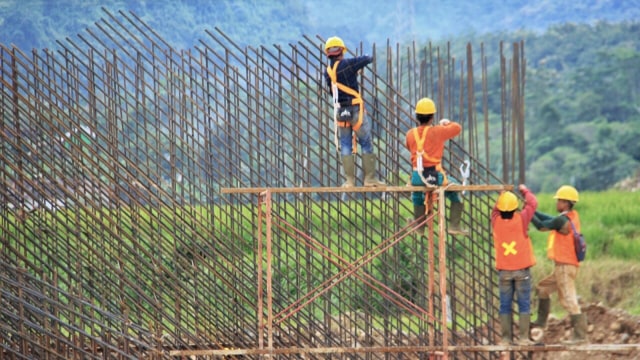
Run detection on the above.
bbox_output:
[528,302,640,360]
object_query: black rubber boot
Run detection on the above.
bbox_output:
[447,202,468,236]
[499,314,512,345]
[362,153,385,187]
[532,298,550,328]
[341,155,356,187]
[562,313,588,345]
[413,204,426,234]
[516,314,535,345]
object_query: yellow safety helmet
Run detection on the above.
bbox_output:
[415,98,436,115]
[496,191,519,212]
[324,36,347,56]
[554,185,579,202]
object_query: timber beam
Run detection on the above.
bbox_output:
[220,184,513,194]
[170,343,640,357]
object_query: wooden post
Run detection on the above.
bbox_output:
[438,189,449,360]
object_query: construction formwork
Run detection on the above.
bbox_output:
[0,8,542,360]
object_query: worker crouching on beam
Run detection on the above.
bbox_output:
[404,97,467,236]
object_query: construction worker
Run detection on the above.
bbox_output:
[531,185,588,344]
[323,36,385,187]
[491,185,538,345]
[405,97,467,235]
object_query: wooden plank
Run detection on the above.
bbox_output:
[170,343,640,356]
[220,184,513,194]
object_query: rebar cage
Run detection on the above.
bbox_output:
[1,8,527,360]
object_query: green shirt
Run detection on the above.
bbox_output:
[532,210,568,231]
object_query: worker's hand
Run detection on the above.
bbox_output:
[518,184,528,193]
[439,118,451,126]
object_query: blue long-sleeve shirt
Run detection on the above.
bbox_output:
[324,55,373,104]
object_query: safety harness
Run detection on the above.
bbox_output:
[412,126,447,187]
[327,60,364,154]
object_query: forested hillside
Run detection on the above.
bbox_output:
[3,0,639,51]
[458,22,640,192]
[2,0,639,192]
[527,23,640,191]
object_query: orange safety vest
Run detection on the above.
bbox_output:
[411,127,449,185]
[492,212,536,270]
[546,210,581,266]
[326,61,364,131]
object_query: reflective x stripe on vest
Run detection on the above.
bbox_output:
[493,212,536,270]
[327,61,364,131]
[502,241,517,256]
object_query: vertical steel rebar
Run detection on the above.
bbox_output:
[0,8,528,358]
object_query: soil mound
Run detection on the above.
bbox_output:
[535,303,640,359]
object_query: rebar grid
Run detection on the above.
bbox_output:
[1,8,528,360]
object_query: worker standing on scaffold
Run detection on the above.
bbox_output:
[324,36,385,187]
[491,186,538,345]
[404,97,467,235]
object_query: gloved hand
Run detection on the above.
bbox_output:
[439,118,451,126]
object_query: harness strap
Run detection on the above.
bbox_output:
[412,127,441,165]
[412,127,449,186]
[327,61,364,131]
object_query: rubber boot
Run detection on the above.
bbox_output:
[447,202,468,236]
[516,314,535,345]
[532,298,550,328]
[413,204,426,235]
[341,155,356,187]
[499,314,512,346]
[562,313,588,345]
[362,153,385,187]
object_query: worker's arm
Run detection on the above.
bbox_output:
[519,185,538,226]
[532,210,568,232]
[490,202,500,227]
[405,131,411,151]
[435,121,462,139]
[347,55,373,71]
[324,72,332,95]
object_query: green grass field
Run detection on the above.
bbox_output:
[4,188,638,335]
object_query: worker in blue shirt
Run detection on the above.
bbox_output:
[324,36,385,187]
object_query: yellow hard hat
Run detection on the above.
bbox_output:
[415,98,436,115]
[554,185,579,202]
[496,191,519,212]
[324,36,347,56]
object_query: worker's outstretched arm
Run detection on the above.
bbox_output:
[532,211,568,232]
